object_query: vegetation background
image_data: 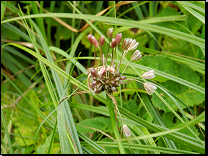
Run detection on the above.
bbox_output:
[1,1,205,154]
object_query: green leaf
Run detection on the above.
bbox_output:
[13,90,41,146]
[37,132,53,154]
[159,112,199,151]
[187,14,203,34]
[123,99,138,115]
[152,81,205,112]
[76,117,112,133]
[137,55,200,83]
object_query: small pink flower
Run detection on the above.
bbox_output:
[144,82,157,95]
[98,67,106,76]
[131,50,142,61]
[142,70,155,79]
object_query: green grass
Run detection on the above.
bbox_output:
[1,1,205,154]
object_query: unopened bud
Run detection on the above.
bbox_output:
[99,36,105,46]
[123,124,131,137]
[131,50,142,61]
[107,28,114,38]
[90,67,98,77]
[91,36,100,49]
[115,33,122,44]
[111,38,117,48]
[88,34,94,44]
[111,86,118,92]
[120,76,126,80]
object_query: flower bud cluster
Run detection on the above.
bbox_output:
[87,28,157,95]
[87,66,126,94]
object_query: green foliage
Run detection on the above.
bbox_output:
[1,1,204,154]
[76,117,113,133]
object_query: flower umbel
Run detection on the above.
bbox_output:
[87,27,157,96]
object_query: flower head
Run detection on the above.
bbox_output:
[127,39,139,51]
[122,124,131,137]
[131,50,142,61]
[144,82,157,95]
[142,70,155,79]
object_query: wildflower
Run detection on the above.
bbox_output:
[142,70,155,79]
[127,38,139,51]
[122,124,131,137]
[87,65,126,94]
[115,33,122,45]
[122,38,131,50]
[131,50,142,61]
[99,36,105,46]
[107,28,114,38]
[144,82,157,95]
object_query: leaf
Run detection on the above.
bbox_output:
[76,117,113,133]
[37,132,53,154]
[137,55,178,82]
[152,81,205,112]
[159,112,199,151]
[13,90,40,146]
[123,99,138,115]
[187,14,203,34]
[137,55,200,83]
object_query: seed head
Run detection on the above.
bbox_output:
[144,82,157,95]
[131,50,142,61]
[122,124,131,137]
[107,28,114,38]
[142,70,155,79]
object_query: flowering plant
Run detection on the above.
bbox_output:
[87,28,157,96]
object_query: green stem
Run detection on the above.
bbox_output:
[106,94,126,154]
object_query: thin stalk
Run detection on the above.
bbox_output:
[106,94,126,154]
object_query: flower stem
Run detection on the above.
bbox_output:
[106,94,126,154]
